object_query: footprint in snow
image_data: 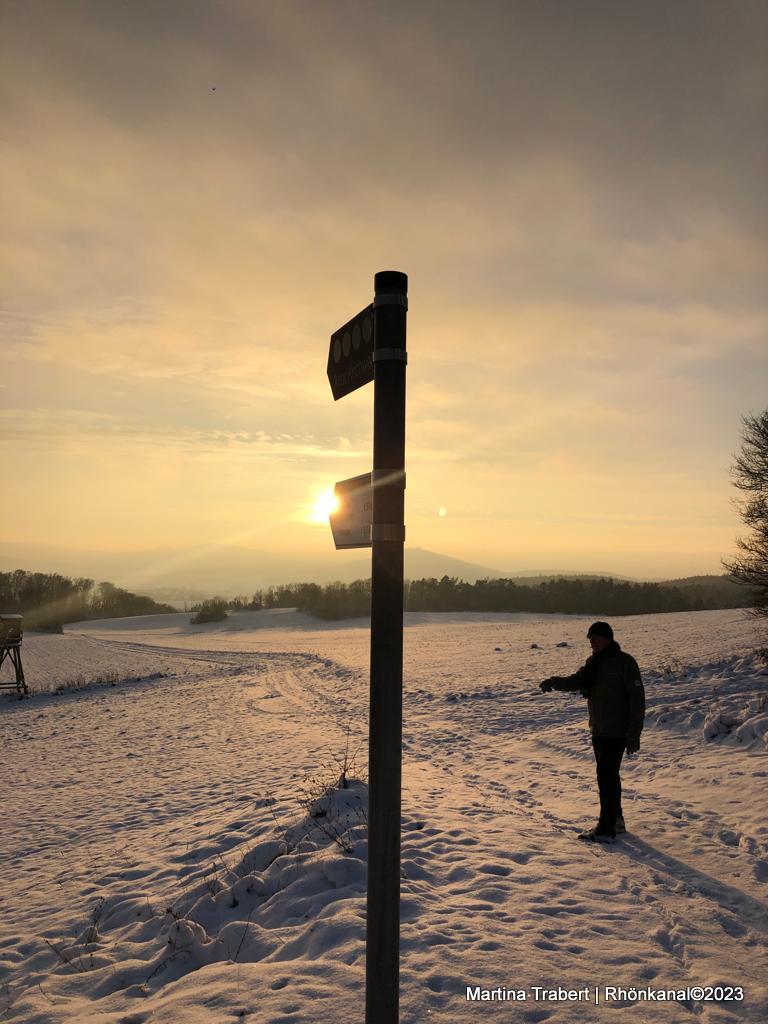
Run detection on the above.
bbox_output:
[477,862,511,876]
[715,912,749,938]
[521,1009,554,1022]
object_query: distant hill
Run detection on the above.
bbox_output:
[0,543,640,597]
[368,548,505,584]
[0,544,505,602]
[0,543,499,594]
[343,550,635,584]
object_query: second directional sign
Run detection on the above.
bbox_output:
[329,473,373,549]
[327,304,375,400]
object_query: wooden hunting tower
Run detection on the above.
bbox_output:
[0,615,28,698]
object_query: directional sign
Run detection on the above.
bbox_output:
[329,472,373,548]
[327,304,375,400]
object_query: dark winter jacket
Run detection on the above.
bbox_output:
[549,642,645,742]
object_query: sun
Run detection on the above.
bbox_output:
[309,487,340,522]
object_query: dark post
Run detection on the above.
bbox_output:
[366,270,407,1024]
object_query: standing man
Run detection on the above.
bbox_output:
[539,621,645,842]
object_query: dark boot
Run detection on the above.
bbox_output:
[578,824,615,843]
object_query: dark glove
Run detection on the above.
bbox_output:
[539,679,554,693]
[626,737,640,755]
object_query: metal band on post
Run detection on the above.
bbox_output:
[373,349,408,364]
[371,524,405,543]
[373,292,408,309]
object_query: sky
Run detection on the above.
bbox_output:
[1,0,766,580]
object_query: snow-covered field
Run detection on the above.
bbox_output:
[1,607,767,1023]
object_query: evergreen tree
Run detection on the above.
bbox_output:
[722,409,768,619]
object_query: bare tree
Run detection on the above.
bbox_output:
[722,409,768,619]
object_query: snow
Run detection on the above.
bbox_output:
[1,607,767,1022]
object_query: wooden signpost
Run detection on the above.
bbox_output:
[327,270,408,1024]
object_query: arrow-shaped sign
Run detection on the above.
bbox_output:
[327,304,375,401]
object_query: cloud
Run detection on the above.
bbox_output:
[0,407,367,462]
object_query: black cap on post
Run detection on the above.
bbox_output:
[374,270,408,294]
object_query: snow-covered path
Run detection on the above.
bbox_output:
[1,608,767,1022]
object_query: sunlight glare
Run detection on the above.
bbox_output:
[310,488,340,522]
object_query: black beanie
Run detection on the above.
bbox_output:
[587,621,614,640]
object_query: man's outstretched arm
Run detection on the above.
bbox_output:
[540,664,588,693]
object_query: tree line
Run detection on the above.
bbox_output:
[219,580,372,620]
[219,573,753,621]
[0,570,175,630]
[1,568,754,629]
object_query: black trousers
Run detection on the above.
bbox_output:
[592,736,625,830]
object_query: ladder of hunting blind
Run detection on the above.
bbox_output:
[0,615,28,698]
